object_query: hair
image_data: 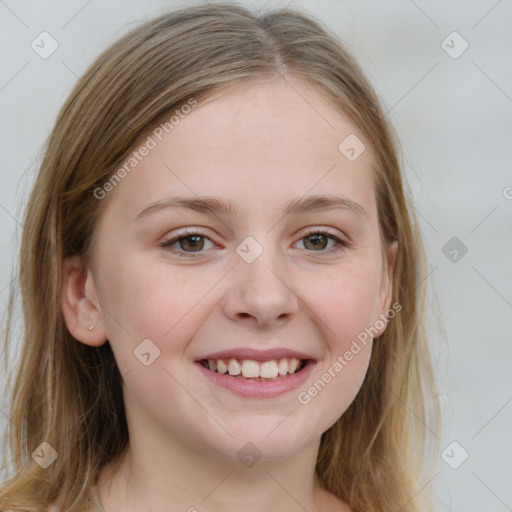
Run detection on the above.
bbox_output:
[0,2,441,511]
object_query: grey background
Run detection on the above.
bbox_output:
[1,1,511,510]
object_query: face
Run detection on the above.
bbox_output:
[70,78,397,463]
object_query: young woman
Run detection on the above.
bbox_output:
[1,3,439,511]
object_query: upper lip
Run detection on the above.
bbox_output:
[197,348,316,362]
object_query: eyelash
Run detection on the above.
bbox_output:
[159,228,349,258]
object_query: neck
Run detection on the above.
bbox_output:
[96,437,337,512]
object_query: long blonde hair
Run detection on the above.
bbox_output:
[1,3,440,511]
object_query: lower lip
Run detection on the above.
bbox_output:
[196,361,315,398]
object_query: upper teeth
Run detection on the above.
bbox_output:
[207,358,302,379]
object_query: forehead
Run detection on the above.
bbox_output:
[103,78,378,221]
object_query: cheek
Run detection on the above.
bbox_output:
[290,260,380,420]
[303,343,372,434]
[95,259,213,428]
[306,259,382,346]
[95,253,211,369]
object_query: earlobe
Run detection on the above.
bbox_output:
[375,240,399,337]
[61,255,107,347]
[382,240,398,312]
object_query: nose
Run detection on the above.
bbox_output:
[221,247,300,329]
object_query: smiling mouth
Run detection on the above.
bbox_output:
[199,357,309,381]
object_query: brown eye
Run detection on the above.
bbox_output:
[296,229,348,254]
[160,230,214,257]
[176,235,205,252]
[303,233,329,251]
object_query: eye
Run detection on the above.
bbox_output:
[295,228,348,253]
[159,229,215,257]
[160,227,349,258]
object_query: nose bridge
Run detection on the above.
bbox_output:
[223,234,299,325]
[236,235,285,292]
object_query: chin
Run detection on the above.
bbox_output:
[203,419,318,464]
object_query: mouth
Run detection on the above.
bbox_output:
[198,357,310,381]
[195,348,316,398]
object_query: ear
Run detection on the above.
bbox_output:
[61,255,108,346]
[374,240,399,337]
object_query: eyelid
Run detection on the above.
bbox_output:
[159,228,217,257]
[301,226,347,241]
[160,226,350,257]
[297,227,349,251]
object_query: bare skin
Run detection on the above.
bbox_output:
[62,76,397,512]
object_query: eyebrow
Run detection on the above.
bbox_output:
[134,194,369,222]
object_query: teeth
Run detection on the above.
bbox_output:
[277,359,288,375]
[206,357,303,379]
[228,358,241,376]
[217,359,228,374]
[260,360,279,379]
[241,360,260,378]
[288,358,299,374]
